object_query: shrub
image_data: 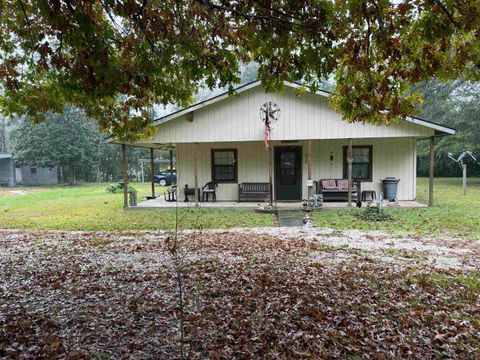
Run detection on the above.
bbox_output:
[106,183,136,194]
[356,206,393,222]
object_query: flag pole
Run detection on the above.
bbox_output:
[262,102,276,208]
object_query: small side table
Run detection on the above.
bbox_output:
[184,185,201,202]
[361,190,377,202]
[165,187,177,202]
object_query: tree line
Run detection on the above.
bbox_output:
[2,108,165,184]
[416,81,480,177]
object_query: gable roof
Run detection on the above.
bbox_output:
[151,80,456,135]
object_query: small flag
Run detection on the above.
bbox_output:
[263,111,270,150]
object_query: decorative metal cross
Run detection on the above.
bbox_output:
[260,102,280,150]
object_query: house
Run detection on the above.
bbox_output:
[0,153,15,187]
[15,165,58,186]
[111,81,455,206]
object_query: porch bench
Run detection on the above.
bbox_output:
[314,179,360,202]
[238,182,269,202]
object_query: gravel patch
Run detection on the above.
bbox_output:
[1,226,478,270]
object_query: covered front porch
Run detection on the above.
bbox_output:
[118,135,438,210]
[131,197,428,210]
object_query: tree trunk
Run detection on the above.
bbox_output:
[69,164,77,185]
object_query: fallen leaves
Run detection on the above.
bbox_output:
[0,229,479,358]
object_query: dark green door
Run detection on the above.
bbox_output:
[275,147,302,201]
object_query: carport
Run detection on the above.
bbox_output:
[0,153,15,187]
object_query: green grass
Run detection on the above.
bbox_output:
[415,271,480,293]
[313,177,480,240]
[0,183,274,231]
[0,178,479,236]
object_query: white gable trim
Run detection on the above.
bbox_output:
[405,116,455,135]
[152,81,263,127]
[151,80,455,136]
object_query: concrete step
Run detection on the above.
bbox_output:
[277,210,305,227]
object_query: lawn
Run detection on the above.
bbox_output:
[313,177,480,240]
[0,178,478,238]
[0,183,274,230]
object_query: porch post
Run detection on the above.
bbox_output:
[268,145,273,206]
[347,138,353,207]
[307,140,313,202]
[194,143,199,206]
[428,136,435,206]
[170,149,174,185]
[121,144,128,208]
[150,148,155,198]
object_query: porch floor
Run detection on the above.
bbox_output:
[132,197,428,210]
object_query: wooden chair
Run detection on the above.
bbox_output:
[202,182,218,202]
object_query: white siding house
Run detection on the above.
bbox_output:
[114,81,455,204]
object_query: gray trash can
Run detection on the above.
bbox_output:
[382,177,400,201]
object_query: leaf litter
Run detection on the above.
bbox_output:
[0,227,479,359]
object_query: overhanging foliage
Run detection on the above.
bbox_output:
[1,1,479,139]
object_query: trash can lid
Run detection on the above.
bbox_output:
[382,177,400,182]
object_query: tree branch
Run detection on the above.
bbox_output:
[195,0,303,28]
[431,0,461,29]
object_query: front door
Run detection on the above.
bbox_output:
[274,146,302,201]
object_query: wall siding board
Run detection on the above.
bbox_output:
[177,137,417,202]
[150,87,434,144]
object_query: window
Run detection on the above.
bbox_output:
[343,145,373,181]
[30,167,37,175]
[211,149,237,182]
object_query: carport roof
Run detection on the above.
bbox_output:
[0,153,13,159]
